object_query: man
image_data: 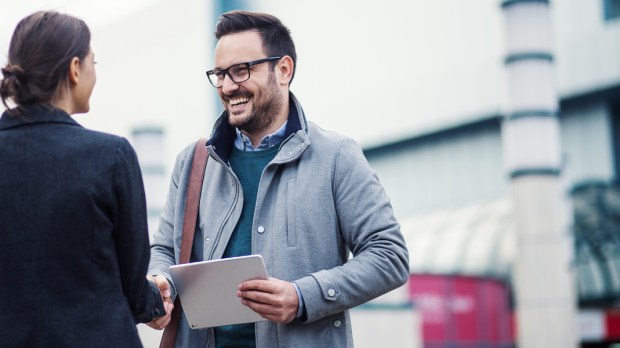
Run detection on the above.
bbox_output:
[147,10,409,348]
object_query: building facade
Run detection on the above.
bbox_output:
[362,1,620,346]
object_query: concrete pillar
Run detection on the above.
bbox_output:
[500,0,578,347]
[131,126,167,242]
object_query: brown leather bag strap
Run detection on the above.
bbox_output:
[160,138,209,348]
[179,138,209,264]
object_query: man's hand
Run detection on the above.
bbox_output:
[146,275,174,330]
[237,277,299,324]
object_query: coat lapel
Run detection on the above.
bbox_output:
[0,105,82,131]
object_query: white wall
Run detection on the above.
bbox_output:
[3,0,618,158]
[83,0,212,169]
[555,0,620,97]
[249,0,620,148]
[254,0,505,148]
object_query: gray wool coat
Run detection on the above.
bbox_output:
[149,93,409,348]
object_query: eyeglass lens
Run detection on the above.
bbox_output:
[208,64,250,87]
[207,57,281,88]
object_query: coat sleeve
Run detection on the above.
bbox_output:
[112,137,165,323]
[295,137,410,322]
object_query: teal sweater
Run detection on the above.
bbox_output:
[215,145,278,348]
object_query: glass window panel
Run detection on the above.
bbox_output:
[604,0,620,20]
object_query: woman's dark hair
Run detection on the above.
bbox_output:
[215,10,297,84]
[0,11,91,111]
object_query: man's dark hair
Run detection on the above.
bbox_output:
[0,11,91,112]
[215,10,297,83]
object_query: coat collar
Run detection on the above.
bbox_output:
[207,91,308,163]
[0,104,81,131]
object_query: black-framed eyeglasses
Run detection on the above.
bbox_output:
[206,56,282,88]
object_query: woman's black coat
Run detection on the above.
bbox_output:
[0,105,164,347]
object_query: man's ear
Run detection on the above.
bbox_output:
[277,56,294,86]
[67,57,80,85]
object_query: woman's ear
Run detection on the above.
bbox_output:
[67,57,80,85]
[277,56,294,86]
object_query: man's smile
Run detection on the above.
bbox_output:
[228,97,249,107]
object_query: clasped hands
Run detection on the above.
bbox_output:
[146,275,174,330]
[145,276,299,330]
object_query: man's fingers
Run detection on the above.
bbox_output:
[237,289,274,304]
[153,275,172,299]
[146,300,174,330]
[238,278,274,292]
[164,300,174,314]
[242,298,294,323]
[241,298,277,316]
[147,317,169,330]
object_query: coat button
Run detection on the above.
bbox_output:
[286,151,293,156]
[333,320,341,328]
[257,226,265,233]
[327,289,336,297]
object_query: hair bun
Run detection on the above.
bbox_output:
[1,64,31,108]
[1,65,25,79]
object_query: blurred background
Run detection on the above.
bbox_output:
[2,0,620,347]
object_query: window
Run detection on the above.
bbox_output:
[604,0,620,20]
[571,182,620,304]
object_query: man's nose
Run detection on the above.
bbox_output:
[221,74,239,94]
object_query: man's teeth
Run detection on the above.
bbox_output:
[229,97,249,106]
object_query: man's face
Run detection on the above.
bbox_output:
[214,30,283,134]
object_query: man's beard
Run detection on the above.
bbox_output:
[227,73,283,134]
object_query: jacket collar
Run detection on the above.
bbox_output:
[207,91,308,163]
[0,104,81,131]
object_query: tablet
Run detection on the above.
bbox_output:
[169,254,269,329]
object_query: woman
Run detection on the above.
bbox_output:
[0,11,167,347]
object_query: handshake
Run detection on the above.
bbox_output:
[146,275,175,330]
